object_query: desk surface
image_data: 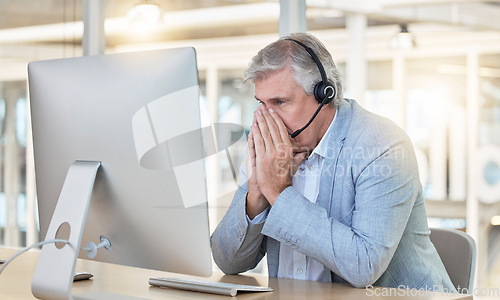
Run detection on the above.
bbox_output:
[0,247,472,300]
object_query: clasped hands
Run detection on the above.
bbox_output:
[246,106,307,219]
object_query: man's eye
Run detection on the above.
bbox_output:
[277,100,285,105]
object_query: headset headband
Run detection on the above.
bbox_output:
[284,38,329,86]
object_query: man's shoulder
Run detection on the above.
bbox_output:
[341,99,408,146]
[334,99,413,164]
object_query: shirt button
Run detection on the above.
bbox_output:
[297,268,303,274]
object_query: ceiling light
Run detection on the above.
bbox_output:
[127,0,162,27]
[390,24,416,50]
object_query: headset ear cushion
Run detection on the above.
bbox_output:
[314,81,336,104]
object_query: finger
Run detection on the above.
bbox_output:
[260,109,282,146]
[246,129,256,170]
[252,110,263,149]
[252,120,266,158]
[247,126,256,158]
[246,128,256,181]
[256,109,274,149]
[268,108,291,146]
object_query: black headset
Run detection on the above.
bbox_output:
[285,38,336,138]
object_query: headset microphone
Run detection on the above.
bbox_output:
[285,39,336,139]
[290,96,331,138]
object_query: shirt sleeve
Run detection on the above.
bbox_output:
[246,206,270,225]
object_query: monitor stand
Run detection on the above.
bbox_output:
[31,160,101,300]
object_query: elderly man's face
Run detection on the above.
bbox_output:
[254,67,335,155]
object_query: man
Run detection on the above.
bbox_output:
[211,32,455,291]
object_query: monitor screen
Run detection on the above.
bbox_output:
[28,47,212,277]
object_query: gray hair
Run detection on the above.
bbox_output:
[243,32,343,106]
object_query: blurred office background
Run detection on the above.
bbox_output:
[0,0,499,291]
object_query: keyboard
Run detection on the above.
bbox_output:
[149,277,273,297]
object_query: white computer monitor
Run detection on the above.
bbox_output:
[28,47,222,297]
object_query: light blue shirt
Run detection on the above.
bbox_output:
[247,112,337,282]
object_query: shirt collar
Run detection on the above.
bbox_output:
[309,110,337,159]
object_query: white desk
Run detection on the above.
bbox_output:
[0,247,472,299]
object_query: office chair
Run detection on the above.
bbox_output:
[429,228,476,292]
